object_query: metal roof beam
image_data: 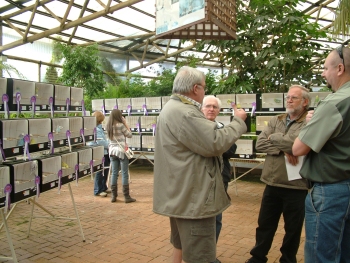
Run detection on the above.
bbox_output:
[0,0,143,52]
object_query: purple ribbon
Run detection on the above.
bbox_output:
[81,100,86,116]
[35,176,40,198]
[152,123,156,136]
[142,104,148,116]
[57,169,62,193]
[251,102,256,116]
[93,127,97,143]
[80,128,85,145]
[2,94,9,119]
[136,122,140,134]
[113,105,118,109]
[16,92,21,116]
[102,106,105,115]
[49,97,54,117]
[66,98,70,116]
[31,96,36,116]
[75,164,79,185]
[102,156,105,176]
[0,139,6,161]
[24,134,31,160]
[48,132,54,154]
[4,184,12,213]
[66,130,72,152]
[127,105,131,116]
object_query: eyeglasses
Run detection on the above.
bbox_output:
[203,104,219,110]
[196,84,208,92]
[284,96,302,101]
[336,45,345,72]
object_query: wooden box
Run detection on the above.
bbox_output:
[161,96,171,109]
[82,116,96,144]
[7,78,36,112]
[51,117,70,149]
[261,93,284,111]
[125,116,140,133]
[256,116,274,135]
[28,118,51,152]
[59,151,79,185]
[216,94,236,113]
[0,77,8,112]
[0,165,10,208]
[117,98,131,114]
[104,98,117,113]
[216,115,231,126]
[233,139,256,159]
[145,97,162,112]
[0,119,28,158]
[141,135,155,152]
[36,155,62,193]
[70,87,83,111]
[90,145,104,173]
[68,117,84,146]
[92,99,105,113]
[140,116,157,133]
[126,135,141,151]
[308,91,332,109]
[35,82,54,111]
[54,84,70,111]
[236,94,259,111]
[71,147,92,179]
[3,160,39,202]
[131,97,146,113]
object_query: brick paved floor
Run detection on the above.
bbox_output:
[0,164,305,263]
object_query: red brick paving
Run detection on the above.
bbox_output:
[0,164,305,262]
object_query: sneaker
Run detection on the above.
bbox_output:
[105,189,111,194]
[98,192,107,197]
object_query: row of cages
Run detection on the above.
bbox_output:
[101,115,158,134]
[0,77,85,115]
[125,133,256,159]
[92,91,332,114]
[0,145,104,208]
[0,116,96,159]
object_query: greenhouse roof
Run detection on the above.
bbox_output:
[0,0,349,73]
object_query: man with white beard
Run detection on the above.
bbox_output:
[246,85,310,263]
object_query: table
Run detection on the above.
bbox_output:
[229,158,265,196]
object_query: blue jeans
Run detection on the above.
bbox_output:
[304,179,350,263]
[215,213,222,243]
[94,154,110,195]
[110,155,129,186]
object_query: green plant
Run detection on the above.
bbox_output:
[197,0,328,94]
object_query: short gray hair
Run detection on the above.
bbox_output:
[202,95,222,109]
[173,66,205,94]
[289,85,311,109]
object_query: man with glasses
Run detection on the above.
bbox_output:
[293,46,350,263]
[202,95,237,263]
[246,85,310,263]
[153,66,247,263]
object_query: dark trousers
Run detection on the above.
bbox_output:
[250,185,307,263]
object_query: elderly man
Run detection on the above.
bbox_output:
[202,95,237,263]
[246,85,310,263]
[153,66,247,263]
[293,46,350,263]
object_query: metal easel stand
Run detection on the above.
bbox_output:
[228,158,265,196]
[129,151,154,166]
[0,207,18,263]
[27,182,85,242]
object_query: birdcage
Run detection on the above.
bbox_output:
[7,78,36,112]
[117,98,131,114]
[92,99,105,113]
[68,117,83,146]
[233,139,256,159]
[215,94,236,112]
[0,165,10,208]
[28,118,51,152]
[256,116,274,135]
[145,97,162,112]
[141,135,155,152]
[82,116,96,144]
[70,87,83,111]
[0,119,28,158]
[131,97,146,113]
[261,93,284,111]
[35,82,54,111]
[104,99,117,113]
[126,135,141,151]
[51,117,70,148]
[71,147,92,179]
[140,116,157,133]
[53,84,70,111]
[36,155,62,193]
[125,116,140,132]
[235,94,259,110]
[59,151,78,185]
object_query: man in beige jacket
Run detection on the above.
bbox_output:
[153,66,247,263]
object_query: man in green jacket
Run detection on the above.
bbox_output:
[153,66,247,263]
[246,85,310,263]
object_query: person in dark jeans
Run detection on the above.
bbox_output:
[246,85,311,263]
[202,95,237,263]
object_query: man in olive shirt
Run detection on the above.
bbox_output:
[293,46,350,263]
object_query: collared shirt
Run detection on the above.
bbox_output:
[174,93,202,110]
